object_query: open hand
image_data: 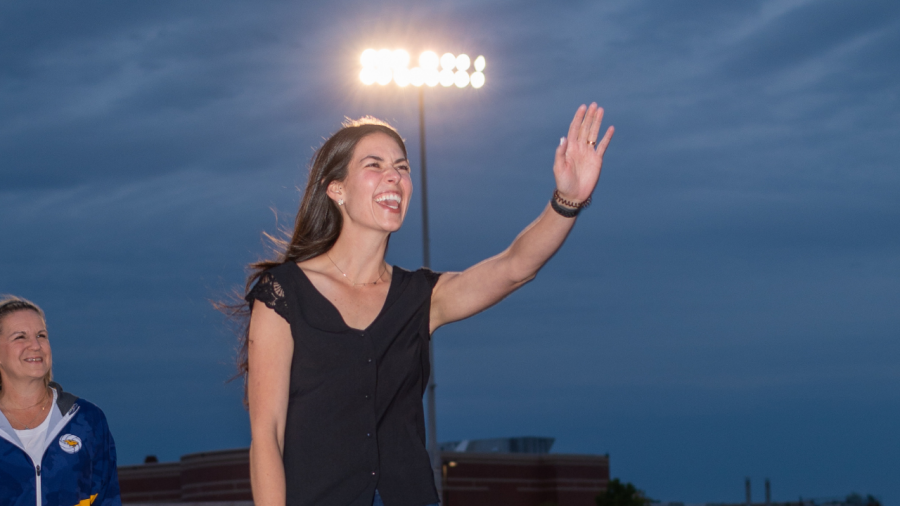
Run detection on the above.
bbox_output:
[553,103,614,204]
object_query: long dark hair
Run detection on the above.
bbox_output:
[0,295,52,391]
[221,117,407,404]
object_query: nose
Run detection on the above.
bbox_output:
[385,166,402,184]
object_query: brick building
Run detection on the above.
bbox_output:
[119,437,609,505]
[441,451,609,506]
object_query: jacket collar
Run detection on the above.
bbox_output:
[48,382,78,415]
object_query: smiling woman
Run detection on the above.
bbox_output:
[231,105,613,506]
[0,296,122,506]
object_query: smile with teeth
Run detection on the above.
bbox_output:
[24,358,43,363]
[375,193,402,210]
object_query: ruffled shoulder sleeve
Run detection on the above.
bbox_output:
[246,270,290,324]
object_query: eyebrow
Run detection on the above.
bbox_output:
[361,155,409,164]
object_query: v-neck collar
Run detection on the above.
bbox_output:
[291,262,398,332]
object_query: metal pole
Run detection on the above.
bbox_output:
[419,88,431,268]
[419,86,441,499]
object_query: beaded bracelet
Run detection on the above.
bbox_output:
[550,197,580,218]
[553,189,592,209]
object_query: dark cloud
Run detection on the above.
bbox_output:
[720,0,900,79]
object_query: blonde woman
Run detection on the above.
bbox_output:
[0,296,121,506]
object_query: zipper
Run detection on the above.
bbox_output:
[36,464,42,506]
[32,400,77,506]
[1,393,76,506]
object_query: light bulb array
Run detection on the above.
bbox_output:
[360,49,486,89]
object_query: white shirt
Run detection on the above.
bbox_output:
[13,389,57,466]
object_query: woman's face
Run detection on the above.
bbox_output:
[332,132,413,233]
[0,310,52,385]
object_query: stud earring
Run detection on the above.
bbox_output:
[338,199,344,206]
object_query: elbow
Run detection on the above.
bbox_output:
[505,255,539,285]
[510,269,538,287]
[251,431,285,459]
[521,271,538,285]
[497,249,540,286]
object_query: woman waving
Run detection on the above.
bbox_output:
[241,104,613,506]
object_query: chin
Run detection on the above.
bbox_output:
[378,215,406,231]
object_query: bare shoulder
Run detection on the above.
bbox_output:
[249,300,291,340]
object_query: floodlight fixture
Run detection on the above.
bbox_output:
[439,68,455,87]
[394,67,411,87]
[392,49,410,69]
[409,67,425,87]
[470,71,485,89]
[419,51,439,70]
[360,48,486,90]
[361,48,378,68]
[424,69,440,87]
[455,54,470,71]
[375,67,392,86]
[474,55,486,72]
[440,52,456,70]
[376,49,392,68]
[359,68,376,86]
[453,70,469,88]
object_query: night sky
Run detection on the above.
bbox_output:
[2,1,898,503]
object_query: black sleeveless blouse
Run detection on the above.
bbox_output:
[247,262,442,506]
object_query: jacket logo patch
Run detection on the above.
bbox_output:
[59,434,82,454]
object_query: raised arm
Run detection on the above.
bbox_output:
[247,301,293,506]
[430,103,614,332]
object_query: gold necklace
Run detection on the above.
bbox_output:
[326,254,387,286]
[0,388,51,430]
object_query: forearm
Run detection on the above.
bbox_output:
[430,104,611,329]
[250,437,286,506]
[430,198,582,330]
[503,201,578,283]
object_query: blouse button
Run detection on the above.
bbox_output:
[366,432,372,437]
[367,358,373,363]
[364,394,370,400]
[371,471,376,476]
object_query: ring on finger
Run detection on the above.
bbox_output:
[588,140,596,146]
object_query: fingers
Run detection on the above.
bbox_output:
[569,103,605,142]
[567,104,587,141]
[587,106,604,145]
[579,103,598,143]
[596,125,615,153]
[554,136,568,170]
[567,103,613,153]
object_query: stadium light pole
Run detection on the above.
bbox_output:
[359,48,486,498]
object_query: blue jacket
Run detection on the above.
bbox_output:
[0,383,121,506]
